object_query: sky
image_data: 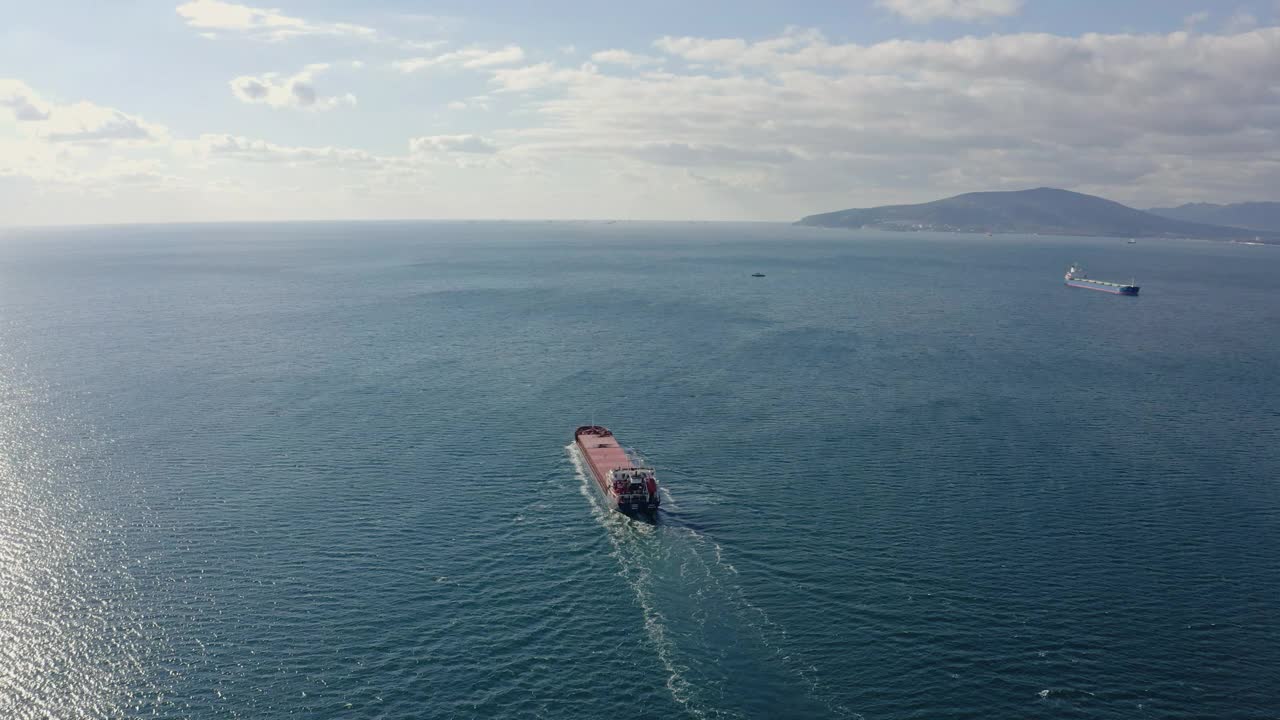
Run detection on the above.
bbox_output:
[2,0,1280,224]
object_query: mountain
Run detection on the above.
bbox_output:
[1146,202,1280,232]
[797,187,1277,241]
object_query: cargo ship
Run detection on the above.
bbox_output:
[574,426,661,514]
[1064,264,1139,295]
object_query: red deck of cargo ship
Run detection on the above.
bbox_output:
[575,425,660,514]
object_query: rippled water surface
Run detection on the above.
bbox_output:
[0,222,1277,719]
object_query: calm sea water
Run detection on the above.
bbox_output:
[1,222,1277,719]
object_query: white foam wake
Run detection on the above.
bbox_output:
[674,523,860,719]
[567,444,857,719]
[567,444,707,716]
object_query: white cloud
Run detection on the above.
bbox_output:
[11,19,1280,222]
[1223,10,1259,33]
[496,25,1280,209]
[876,0,1023,22]
[175,132,386,170]
[0,79,53,121]
[175,0,377,42]
[408,134,498,154]
[40,103,167,143]
[177,133,380,166]
[75,160,186,191]
[0,132,184,197]
[445,96,492,111]
[1,81,167,145]
[392,58,428,73]
[489,62,598,92]
[5,167,182,195]
[652,36,749,63]
[456,46,525,68]
[229,66,356,110]
[0,137,73,183]
[393,45,526,73]
[1183,11,1211,30]
[628,142,798,166]
[590,49,659,67]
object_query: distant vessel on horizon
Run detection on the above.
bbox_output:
[751,272,766,277]
[1065,264,1139,295]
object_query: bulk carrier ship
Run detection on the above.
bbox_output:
[574,426,660,514]
[1065,264,1140,295]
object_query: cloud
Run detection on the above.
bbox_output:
[0,79,176,222]
[1183,11,1211,29]
[1223,10,1259,33]
[229,65,356,110]
[590,49,659,67]
[652,36,750,63]
[489,62,598,92]
[1,83,168,144]
[493,25,1280,208]
[646,25,1280,95]
[0,79,52,121]
[74,160,187,191]
[628,142,798,166]
[875,0,1023,22]
[445,96,491,111]
[175,0,377,42]
[0,132,185,195]
[13,20,1280,222]
[408,134,498,154]
[179,133,380,166]
[393,45,526,73]
[40,104,167,143]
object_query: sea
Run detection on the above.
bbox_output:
[0,221,1277,719]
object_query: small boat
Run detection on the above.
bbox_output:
[1128,238,1137,244]
[751,272,766,277]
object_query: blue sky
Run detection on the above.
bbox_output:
[3,0,1280,224]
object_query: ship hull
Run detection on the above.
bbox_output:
[1066,279,1139,295]
[574,426,660,514]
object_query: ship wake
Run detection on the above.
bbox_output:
[568,444,710,717]
[566,445,858,719]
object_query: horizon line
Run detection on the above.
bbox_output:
[0,218,800,232]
